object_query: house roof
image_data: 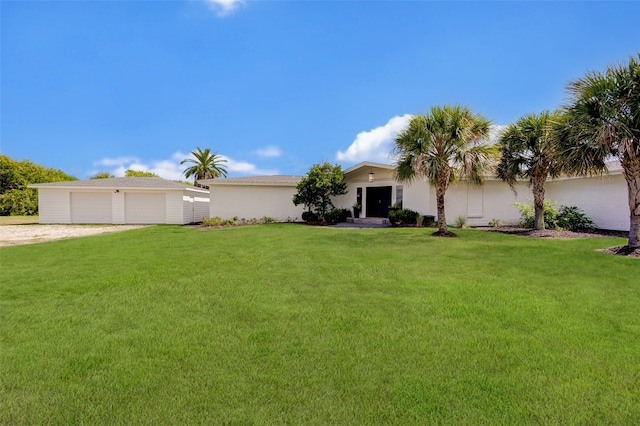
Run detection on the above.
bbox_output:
[342,160,624,180]
[194,159,624,188]
[29,177,209,193]
[343,162,395,175]
[199,175,303,187]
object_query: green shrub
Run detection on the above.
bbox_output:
[302,211,319,223]
[324,208,351,224]
[514,200,559,229]
[514,200,596,231]
[388,208,420,226]
[557,206,596,231]
[260,216,275,224]
[421,215,435,226]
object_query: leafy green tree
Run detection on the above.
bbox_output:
[293,162,348,220]
[556,54,640,248]
[0,155,76,215]
[124,169,160,177]
[497,110,563,230]
[181,147,228,187]
[90,172,115,179]
[394,105,494,235]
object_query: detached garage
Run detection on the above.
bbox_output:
[30,177,210,225]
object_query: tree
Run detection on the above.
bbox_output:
[293,162,348,220]
[394,105,494,236]
[125,169,160,177]
[90,172,115,179]
[556,54,640,248]
[0,155,76,215]
[181,147,228,187]
[496,110,563,230]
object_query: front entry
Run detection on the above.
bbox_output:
[366,186,392,218]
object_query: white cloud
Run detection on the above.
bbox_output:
[92,151,275,180]
[254,146,282,158]
[204,0,245,16]
[222,156,279,175]
[93,156,138,167]
[336,114,413,164]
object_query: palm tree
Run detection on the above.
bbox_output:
[497,110,563,230]
[181,147,228,187]
[394,105,494,236]
[556,54,640,248]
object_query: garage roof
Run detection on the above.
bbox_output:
[29,177,209,193]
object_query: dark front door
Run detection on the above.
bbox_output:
[366,186,392,217]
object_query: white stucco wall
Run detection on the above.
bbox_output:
[546,174,628,231]
[402,180,432,216]
[397,175,629,230]
[441,180,531,227]
[210,185,305,221]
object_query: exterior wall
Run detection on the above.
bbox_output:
[38,189,71,224]
[193,195,210,222]
[183,194,194,224]
[403,180,431,216]
[546,174,628,231]
[210,185,305,221]
[442,180,531,227]
[398,175,628,231]
[112,191,125,224]
[164,191,184,224]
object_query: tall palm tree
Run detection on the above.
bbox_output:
[394,105,494,236]
[557,54,640,248]
[497,110,563,230]
[181,147,228,187]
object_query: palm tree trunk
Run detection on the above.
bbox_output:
[436,184,447,234]
[532,175,546,230]
[623,159,640,248]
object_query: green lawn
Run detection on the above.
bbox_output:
[1,224,638,424]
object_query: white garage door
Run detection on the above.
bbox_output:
[71,192,113,224]
[125,193,166,224]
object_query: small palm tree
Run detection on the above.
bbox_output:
[497,110,563,230]
[394,105,494,236]
[556,54,640,248]
[181,147,228,187]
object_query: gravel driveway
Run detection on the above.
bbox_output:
[0,225,145,247]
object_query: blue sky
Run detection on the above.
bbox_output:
[2,0,639,180]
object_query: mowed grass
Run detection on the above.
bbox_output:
[1,224,638,424]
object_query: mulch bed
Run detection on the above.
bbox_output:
[481,227,639,258]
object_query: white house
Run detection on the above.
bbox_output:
[202,161,629,231]
[29,177,210,225]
